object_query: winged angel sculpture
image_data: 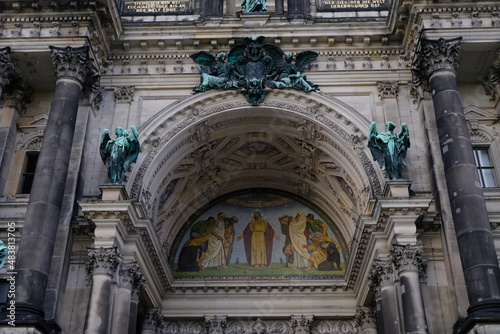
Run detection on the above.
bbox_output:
[100,126,140,184]
[368,121,410,180]
[190,36,320,106]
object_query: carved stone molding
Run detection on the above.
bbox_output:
[291,315,314,334]
[391,244,427,277]
[354,307,377,330]
[114,85,135,103]
[481,49,500,101]
[368,259,394,297]
[205,315,227,334]
[412,37,462,85]
[86,246,121,276]
[49,45,100,92]
[376,81,399,99]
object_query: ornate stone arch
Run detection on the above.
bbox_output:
[126,89,384,253]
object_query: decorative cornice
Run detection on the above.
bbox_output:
[86,246,121,277]
[391,244,427,278]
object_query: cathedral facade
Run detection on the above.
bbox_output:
[0,0,499,333]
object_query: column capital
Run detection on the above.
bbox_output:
[0,46,18,90]
[290,315,314,333]
[118,262,146,299]
[49,45,100,90]
[140,308,164,331]
[205,315,227,334]
[86,246,121,276]
[412,37,462,86]
[354,307,377,330]
[368,259,394,297]
[391,244,427,277]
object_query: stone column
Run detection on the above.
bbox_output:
[85,247,121,334]
[391,244,428,334]
[369,260,401,333]
[9,45,99,323]
[413,38,500,321]
[205,315,227,334]
[354,307,378,334]
[0,46,21,194]
[290,315,313,334]
[275,0,284,16]
[111,262,145,334]
[128,265,145,334]
[140,308,163,334]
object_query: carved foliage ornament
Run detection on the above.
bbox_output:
[391,243,427,276]
[411,37,462,89]
[86,246,121,276]
[0,46,17,89]
[50,45,100,95]
[191,36,320,106]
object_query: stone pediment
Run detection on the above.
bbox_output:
[17,113,49,132]
[464,105,498,121]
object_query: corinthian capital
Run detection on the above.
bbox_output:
[391,244,427,277]
[354,307,377,330]
[412,37,462,85]
[86,246,121,276]
[49,45,100,90]
[118,262,146,299]
[368,259,394,297]
[0,46,17,89]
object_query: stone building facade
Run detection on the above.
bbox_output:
[0,0,499,333]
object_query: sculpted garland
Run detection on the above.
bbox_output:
[190,36,320,106]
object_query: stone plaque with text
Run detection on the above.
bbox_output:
[119,0,192,15]
[318,0,390,12]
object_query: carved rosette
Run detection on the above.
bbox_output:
[290,315,314,334]
[368,260,394,297]
[205,315,227,334]
[114,86,135,103]
[86,246,121,277]
[118,262,146,299]
[0,46,17,89]
[49,45,100,91]
[412,37,462,86]
[140,308,164,331]
[354,307,377,330]
[391,244,427,277]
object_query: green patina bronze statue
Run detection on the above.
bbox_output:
[100,126,140,184]
[242,0,266,12]
[190,36,320,106]
[368,121,410,180]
